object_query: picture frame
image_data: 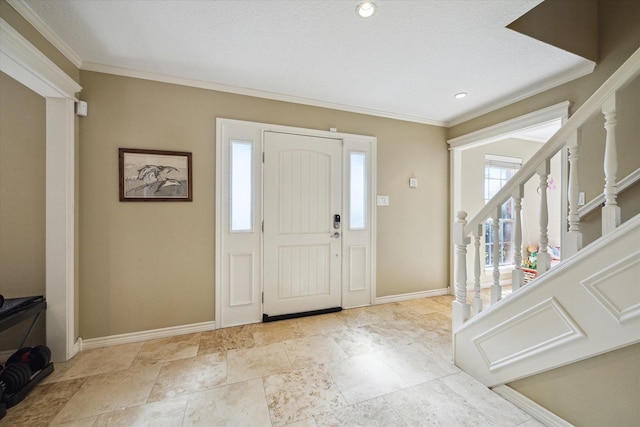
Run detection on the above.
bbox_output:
[119,148,192,202]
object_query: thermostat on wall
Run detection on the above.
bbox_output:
[76,100,88,117]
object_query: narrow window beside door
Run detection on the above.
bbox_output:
[350,152,366,229]
[231,141,253,232]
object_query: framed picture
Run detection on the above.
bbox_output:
[119,148,192,201]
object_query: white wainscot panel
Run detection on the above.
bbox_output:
[229,252,255,306]
[349,245,367,292]
[473,297,585,371]
[581,250,640,323]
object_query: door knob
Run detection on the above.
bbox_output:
[330,232,341,238]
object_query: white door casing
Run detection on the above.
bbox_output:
[263,132,342,318]
[216,119,376,328]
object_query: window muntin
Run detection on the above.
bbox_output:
[230,141,253,232]
[484,155,521,267]
[349,152,366,229]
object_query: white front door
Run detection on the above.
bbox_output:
[263,131,343,318]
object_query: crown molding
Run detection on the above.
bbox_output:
[0,18,81,98]
[81,62,447,127]
[448,61,594,127]
[7,0,83,68]
[447,101,570,150]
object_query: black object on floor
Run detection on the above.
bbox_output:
[263,306,342,322]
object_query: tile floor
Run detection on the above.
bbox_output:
[1,295,543,426]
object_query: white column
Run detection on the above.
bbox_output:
[512,186,524,291]
[452,211,471,331]
[46,98,76,362]
[491,207,501,304]
[602,93,620,235]
[472,224,483,315]
[537,160,551,274]
[566,131,582,257]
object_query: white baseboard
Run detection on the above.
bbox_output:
[375,287,450,305]
[80,321,216,351]
[493,385,575,427]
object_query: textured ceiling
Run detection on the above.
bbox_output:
[17,0,593,126]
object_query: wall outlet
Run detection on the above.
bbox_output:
[409,178,418,188]
[578,192,585,206]
[376,195,389,206]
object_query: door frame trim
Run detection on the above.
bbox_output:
[215,118,377,327]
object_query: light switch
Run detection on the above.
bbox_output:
[376,195,389,206]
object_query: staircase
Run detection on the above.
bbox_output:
[452,46,640,388]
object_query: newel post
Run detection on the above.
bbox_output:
[452,211,471,331]
[602,93,620,235]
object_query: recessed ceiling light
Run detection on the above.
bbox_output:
[356,1,376,18]
[454,92,468,99]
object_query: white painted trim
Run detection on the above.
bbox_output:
[579,167,640,218]
[1,17,81,362]
[82,62,446,126]
[448,62,594,127]
[80,321,216,351]
[375,288,450,305]
[448,102,569,294]
[7,0,83,68]
[216,119,377,327]
[0,18,81,98]
[493,385,575,427]
[447,101,570,150]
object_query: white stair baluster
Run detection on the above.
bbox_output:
[537,160,551,274]
[512,186,524,291]
[473,224,482,314]
[452,211,471,331]
[566,130,583,256]
[491,207,501,304]
[602,93,621,235]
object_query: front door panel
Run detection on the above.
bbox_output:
[263,132,342,317]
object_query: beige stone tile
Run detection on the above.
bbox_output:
[263,365,347,426]
[252,319,303,346]
[183,378,271,426]
[198,325,255,356]
[314,396,405,426]
[384,378,498,426]
[227,342,291,384]
[285,417,318,427]
[51,363,161,423]
[94,396,187,426]
[441,372,531,426]
[50,416,99,426]
[294,313,347,336]
[147,351,226,402]
[329,327,384,357]
[336,306,389,328]
[0,378,86,426]
[57,342,143,380]
[325,353,408,404]
[283,334,348,369]
[134,333,200,366]
[377,342,460,386]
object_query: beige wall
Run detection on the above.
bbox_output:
[78,71,449,339]
[509,343,640,427]
[0,72,46,348]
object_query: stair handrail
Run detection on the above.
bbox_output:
[464,46,640,237]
